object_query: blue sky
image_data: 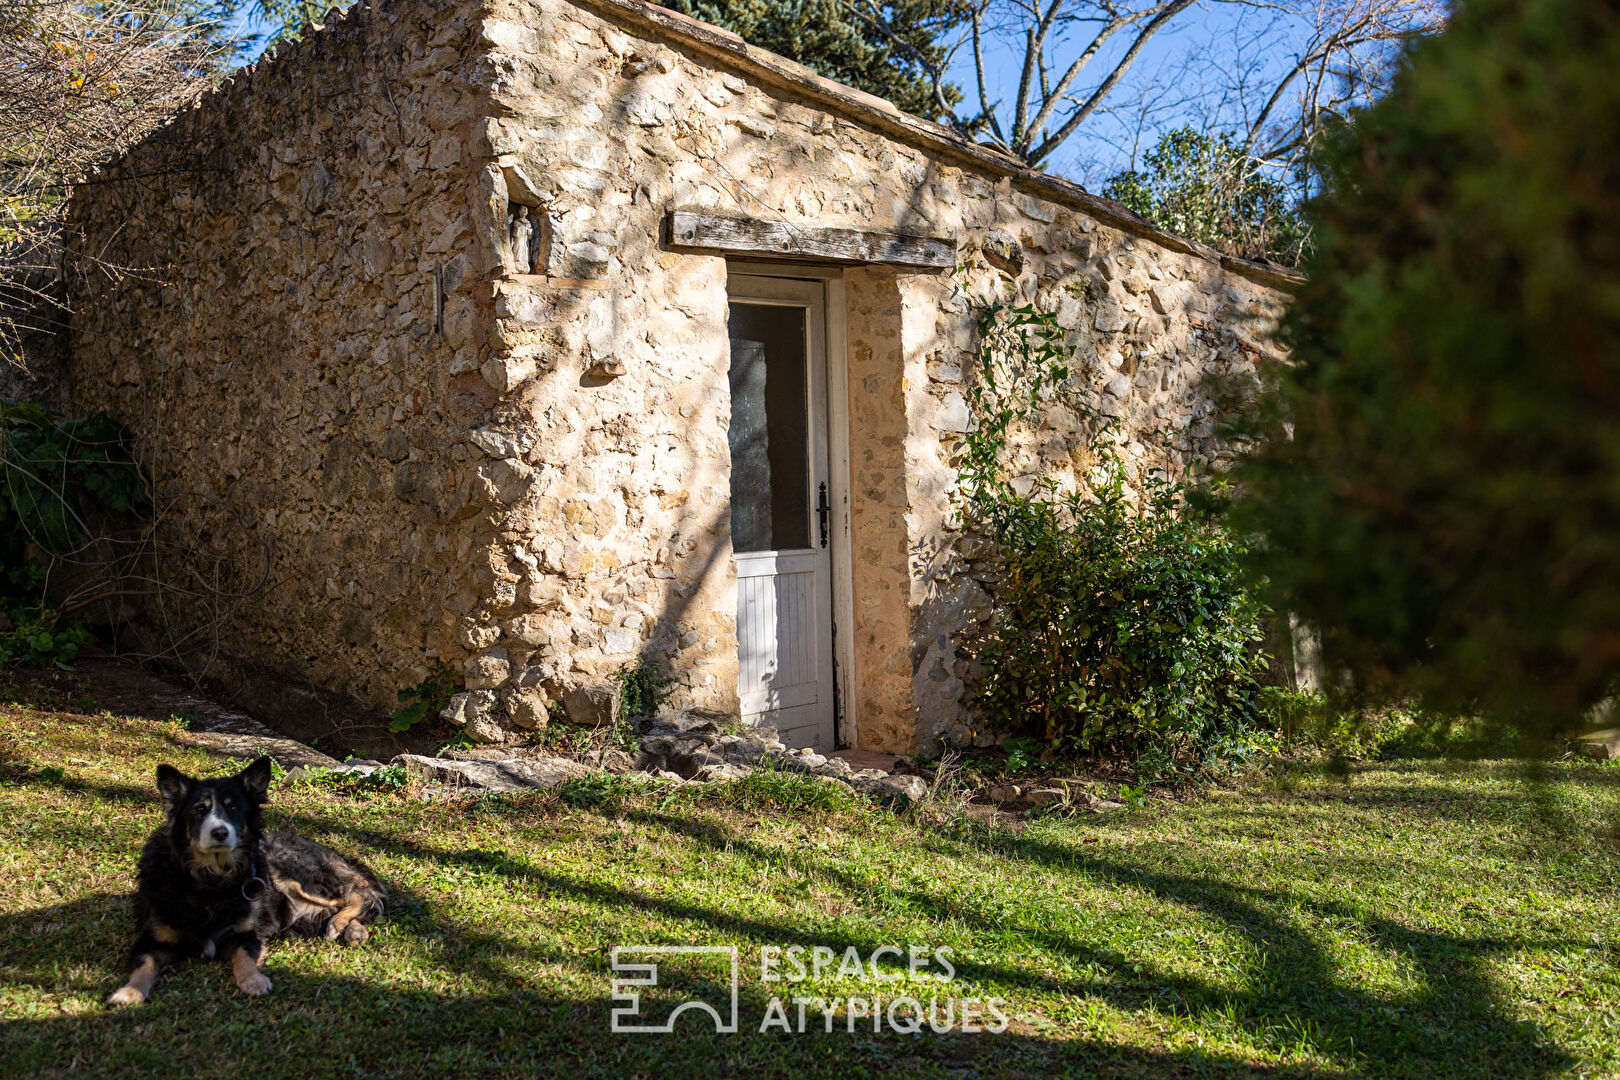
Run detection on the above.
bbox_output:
[944,3,1317,185]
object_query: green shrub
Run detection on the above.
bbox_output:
[1,400,147,668]
[1375,712,1532,761]
[0,613,93,668]
[1252,688,1513,759]
[1256,688,1412,758]
[1104,127,1308,265]
[959,295,1269,756]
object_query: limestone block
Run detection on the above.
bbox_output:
[1575,729,1620,760]
[477,18,529,50]
[469,425,537,459]
[475,458,534,504]
[623,87,672,127]
[603,628,638,656]
[503,613,550,646]
[929,391,972,433]
[465,649,512,690]
[564,680,620,725]
[1094,306,1129,334]
[981,230,1023,276]
[458,619,502,650]
[851,773,929,805]
[441,689,499,726]
[480,354,537,393]
[502,687,550,729]
[393,753,590,790]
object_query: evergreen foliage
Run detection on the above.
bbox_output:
[660,0,961,119]
[1230,0,1620,735]
[0,400,146,666]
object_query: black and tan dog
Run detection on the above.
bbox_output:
[107,756,385,1007]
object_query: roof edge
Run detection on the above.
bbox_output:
[576,0,1306,292]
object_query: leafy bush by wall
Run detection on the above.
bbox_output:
[958,293,1269,756]
[0,399,147,665]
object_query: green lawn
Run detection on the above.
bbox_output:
[2,698,1617,1079]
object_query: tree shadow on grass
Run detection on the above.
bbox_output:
[1,769,1578,1080]
[928,823,1575,1080]
[611,807,1576,1080]
[0,891,1344,1080]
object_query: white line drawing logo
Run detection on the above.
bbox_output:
[610,946,740,1034]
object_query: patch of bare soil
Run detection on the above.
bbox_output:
[3,651,448,763]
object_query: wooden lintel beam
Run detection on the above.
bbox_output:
[665,210,955,270]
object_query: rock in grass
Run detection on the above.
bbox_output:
[393,753,589,793]
[1574,729,1620,760]
[985,783,1023,804]
[581,748,636,774]
[852,773,928,805]
[695,762,750,782]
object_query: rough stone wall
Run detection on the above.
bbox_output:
[64,0,1286,750]
[476,0,1287,751]
[65,1,493,710]
[843,267,916,752]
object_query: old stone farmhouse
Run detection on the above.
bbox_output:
[64,0,1294,754]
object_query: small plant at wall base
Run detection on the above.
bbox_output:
[0,400,147,667]
[390,662,461,733]
[957,291,1270,758]
[615,655,673,719]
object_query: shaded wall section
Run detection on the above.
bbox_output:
[65,1,492,710]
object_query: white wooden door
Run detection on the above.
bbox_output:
[727,274,835,752]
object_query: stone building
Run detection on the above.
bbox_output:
[64,0,1296,754]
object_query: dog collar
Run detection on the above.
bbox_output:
[241,842,269,901]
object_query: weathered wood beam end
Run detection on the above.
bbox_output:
[665,210,956,270]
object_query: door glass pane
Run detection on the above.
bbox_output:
[728,302,810,553]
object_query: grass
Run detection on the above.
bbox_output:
[1,697,1618,1079]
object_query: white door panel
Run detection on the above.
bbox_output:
[727,274,836,751]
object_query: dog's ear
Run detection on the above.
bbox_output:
[238,756,273,803]
[155,764,192,806]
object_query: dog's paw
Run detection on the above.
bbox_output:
[106,986,145,1008]
[340,921,369,946]
[236,972,273,997]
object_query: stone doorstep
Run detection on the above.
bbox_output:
[830,749,904,773]
[393,753,591,793]
[630,716,931,804]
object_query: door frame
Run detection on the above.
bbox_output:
[724,262,857,750]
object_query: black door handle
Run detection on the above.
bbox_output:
[817,482,830,548]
